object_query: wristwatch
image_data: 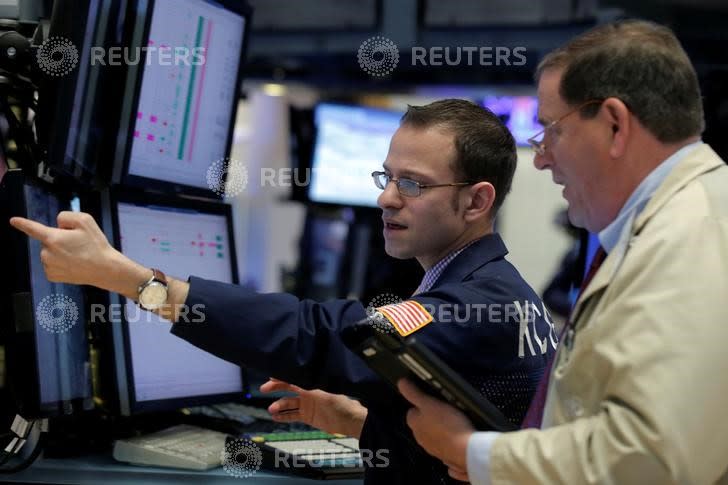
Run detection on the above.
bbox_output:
[137,268,169,311]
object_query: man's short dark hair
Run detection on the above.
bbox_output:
[400,99,517,213]
[537,19,704,143]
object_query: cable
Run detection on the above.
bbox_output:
[0,419,35,466]
[0,431,44,473]
[0,420,43,473]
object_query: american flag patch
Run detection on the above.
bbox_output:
[377,300,433,337]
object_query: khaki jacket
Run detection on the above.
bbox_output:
[490,144,728,484]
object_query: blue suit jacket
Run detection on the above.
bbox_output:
[172,233,557,484]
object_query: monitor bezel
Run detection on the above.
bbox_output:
[107,187,244,415]
[306,101,403,209]
[115,0,252,200]
[36,0,124,188]
[0,170,94,418]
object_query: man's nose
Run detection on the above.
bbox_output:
[377,180,403,209]
[533,149,552,171]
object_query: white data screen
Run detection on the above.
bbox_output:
[308,104,402,207]
[127,0,245,189]
[117,202,242,402]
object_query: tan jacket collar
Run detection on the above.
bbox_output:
[570,143,724,321]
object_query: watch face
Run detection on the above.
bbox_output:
[139,281,168,310]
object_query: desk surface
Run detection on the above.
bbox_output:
[7,453,364,484]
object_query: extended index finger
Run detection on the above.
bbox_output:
[9,217,55,242]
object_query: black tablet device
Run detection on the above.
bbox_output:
[341,318,517,432]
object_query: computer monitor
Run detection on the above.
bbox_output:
[0,170,94,418]
[481,95,540,147]
[35,0,127,186]
[292,210,351,300]
[307,103,403,208]
[115,0,251,198]
[101,190,243,414]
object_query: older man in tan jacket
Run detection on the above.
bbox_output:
[399,20,728,484]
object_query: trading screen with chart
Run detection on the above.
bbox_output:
[127,0,245,189]
[116,202,242,402]
[308,103,402,207]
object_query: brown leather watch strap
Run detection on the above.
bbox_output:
[152,268,167,285]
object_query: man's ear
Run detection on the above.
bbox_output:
[601,97,631,159]
[464,181,495,222]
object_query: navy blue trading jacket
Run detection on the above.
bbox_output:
[171,233,557,484]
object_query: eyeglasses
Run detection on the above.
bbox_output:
[371,171,472,198]
[528,99,604,155]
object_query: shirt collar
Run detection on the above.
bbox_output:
[413,238,481,295]
[598,140,702,253]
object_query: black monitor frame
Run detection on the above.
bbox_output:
[0,169,94,418]
[102,187,243,415]
[112,0,252,200]
[35,0,129,189]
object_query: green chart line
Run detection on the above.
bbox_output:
[178,16,204,160]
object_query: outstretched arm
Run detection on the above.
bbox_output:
[10,212,378,398]
[10,212,190,322]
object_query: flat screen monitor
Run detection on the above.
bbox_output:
[308,103,403,208]
[35,0,124,186]
[0,170,93,417]
[482,95,540,147]
[104,190,243,414]
[118,0,251,198]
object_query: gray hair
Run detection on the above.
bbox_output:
[537,19,704,143]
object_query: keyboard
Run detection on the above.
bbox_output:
[186,402,276,423]
[186,402,317,434]
[217,402,277,421]
[113,424,228,470]
[112,411,365,478]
